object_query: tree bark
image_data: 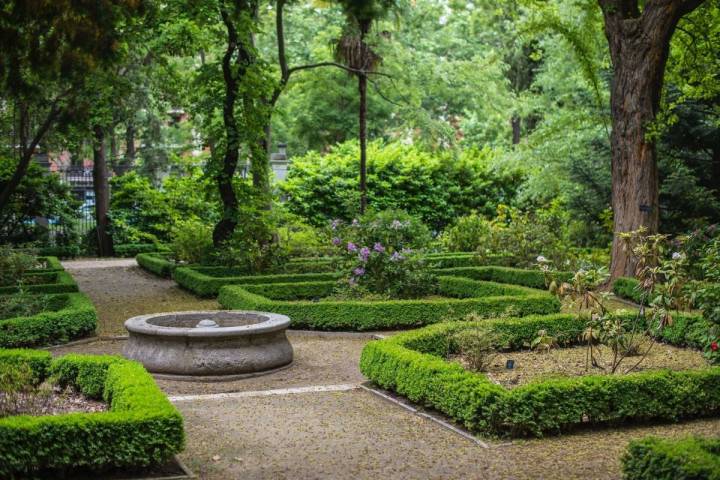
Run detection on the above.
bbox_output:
[123,121,136,173]
[511,115,521,145]
[92,125,114,257]
[359,71,368,214]
[600,0,705,280]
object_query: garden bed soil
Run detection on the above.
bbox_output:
[455,342,708,389]
[0,386,107,417]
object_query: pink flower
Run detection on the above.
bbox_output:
[711,341,718,352]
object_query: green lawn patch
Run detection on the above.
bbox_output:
[0,293,97,348]
[0,349,184,477]
[218,276,560,331]
[359,312,719,437]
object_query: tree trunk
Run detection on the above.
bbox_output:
[122,121,136,174]
[359,71,368,215]
[92,125,114,257]
[600,0,704,281]
[213,3,244,247]
[511,115,521,145]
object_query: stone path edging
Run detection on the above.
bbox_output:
[168,383,358,402]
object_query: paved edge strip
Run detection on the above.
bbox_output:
[359,384,490,449]
[168,383,358,402]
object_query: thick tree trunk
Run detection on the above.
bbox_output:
[359,72,368,214]
[600,0,703,281]
[92,125,114,257]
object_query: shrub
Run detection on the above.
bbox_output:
[0,293,97,348]
[113,243,169,257]
[171,219,214,264]
[623,436,720,480]
[360,313,720,437]
[0,247,37,287]
[453,326,500,371]
[439,213,492,252]
[329,210,437,298]
[0,291,51,320]
[0,352,184,477]
[281,141,523,230]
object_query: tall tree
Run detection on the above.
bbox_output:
[0,0,146,213]
[599,0,705,279]
[335,0,394,214]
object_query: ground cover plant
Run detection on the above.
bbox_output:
[0,349,184,477]
[218,275,560,330]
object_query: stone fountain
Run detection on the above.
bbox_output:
[123,311,293,381]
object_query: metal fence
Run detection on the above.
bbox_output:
[48,167,97,239]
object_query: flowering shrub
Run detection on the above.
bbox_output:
[330,210,436,299]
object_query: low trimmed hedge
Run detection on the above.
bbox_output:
[114,243,170,258]
[136,252,177,278]
[0,349,184,477]
[34,245,81,259]
[435,266,573,290]
[623,436,720,480]
[0,270,78,295]
[32,256,64,272]
[360,313,720,437]
[218,276,560,331]
[0,293,97,348]
[174,266,339,297]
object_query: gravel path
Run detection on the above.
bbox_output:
[60,259,720,479]
[63,259,217,335]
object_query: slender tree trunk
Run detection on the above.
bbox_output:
[511,115,521,145]
[359,72,368,214]
[600,0,704,281]
[213,2,244,247]
[92,125,114,257]
[124,121,136,173]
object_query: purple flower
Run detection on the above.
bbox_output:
[353,267,366,276]
[332,237,342,246]
[373,242,385,253]
[359,247,371,262]
[390,252,404,262]
[330,219,342,230]
[347,242,357,252]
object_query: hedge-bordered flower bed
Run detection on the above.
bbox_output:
[32,256,64,272]
[622,436,720,480]
[0,349,185,477]
[218,276,560,331]
[359,312,720,437]
[136,252,178,278]
[0,270,78,295]
[0,293,97,348]
[173,263,570,298]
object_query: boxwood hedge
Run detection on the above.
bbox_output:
[218,276,560,331]
[32,256,64,273]
[359,312,720,437]
[136,252,178,278]
[622,436,720,480]
[0,349,185,477]
[0,270,78,295]
[174,263,567,298]
[613,277,644,304]
[0,293,97,348]
[114,243,170,258]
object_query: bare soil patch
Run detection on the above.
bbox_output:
[454,342,708,388]
[1,386,106,417]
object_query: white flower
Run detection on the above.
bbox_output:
[672,252,683,260]
[536,255,548,263]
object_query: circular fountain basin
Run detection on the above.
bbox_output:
[123,310,293,381]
